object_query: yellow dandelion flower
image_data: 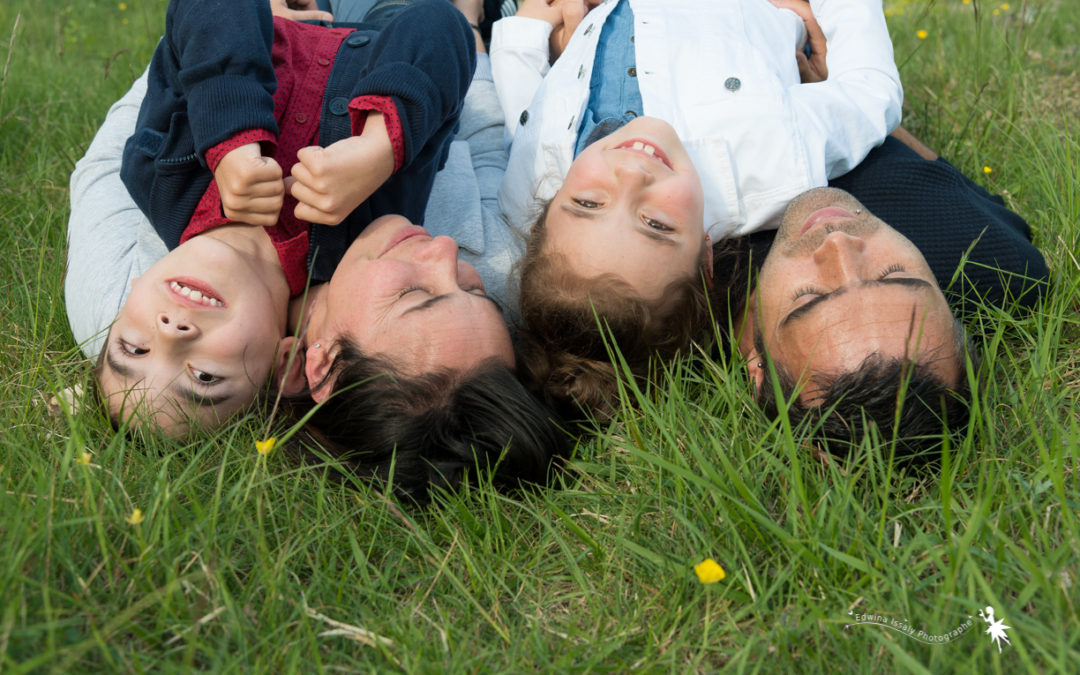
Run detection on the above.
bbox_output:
[77,452,92,465]
[118,2,127,9]
[1001,3,1010,10]
[916,29,928,40]
[122,18,129,25]
[963,0,971,4]
[983,166,993,174]
[694,558,726,584]
[992,8,1000,15]
[125,508,145,525]
[255,437,277,455]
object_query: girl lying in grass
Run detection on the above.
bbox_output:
[490,0,903,419]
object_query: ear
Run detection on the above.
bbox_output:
[738,295,765,396]
[304,341,334,404]
[701,233,714,289]
[272,337,308,396]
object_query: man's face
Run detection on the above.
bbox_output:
[748,188,960,402]
[542,116,708,301]
[304,215,513,397]
[99,234,290,436]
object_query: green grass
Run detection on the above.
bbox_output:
[2,0,1077,671]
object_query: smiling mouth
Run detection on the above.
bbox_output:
[168,279,225,307]
[615,139,672,169]
[379,225,430,258]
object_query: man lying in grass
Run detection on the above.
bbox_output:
[713,132,1049,458]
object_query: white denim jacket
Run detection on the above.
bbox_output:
[491,0,902,239]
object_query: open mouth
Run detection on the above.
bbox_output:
[168,278,225,308]
[615,139,672,169]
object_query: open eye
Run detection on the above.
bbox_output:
[119,339,149,356]
[572,198,601,209]
[189,368,220,385]
[644,217,672,232]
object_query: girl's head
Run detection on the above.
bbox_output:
[540,116,711,304]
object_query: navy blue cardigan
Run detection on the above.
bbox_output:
[121,0,475,283]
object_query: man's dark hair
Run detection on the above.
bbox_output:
[278,337,568,502]
[753,324,979,461]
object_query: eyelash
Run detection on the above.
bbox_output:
[879,263,906,278]
[573,198,600,209]
[118,339,148,356]
[189,367,220,385]
[791,286,821,302]
[644,217,672,232]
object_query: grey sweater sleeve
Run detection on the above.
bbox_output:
[66,70,168,358]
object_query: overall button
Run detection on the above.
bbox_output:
[329,97,350,115]
[295,112,308,124]
[346,33,370,47]
[724,77,741,91]
[317,57,330,67]
[627,67,637,77]
[519,110,529,125]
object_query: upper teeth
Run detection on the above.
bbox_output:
[171,281,223,307]
[631,141,657,156]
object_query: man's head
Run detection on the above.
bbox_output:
[739,187,972,454]
[97,228,297,437]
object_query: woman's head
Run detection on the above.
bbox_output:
[299,215,515,402]
[282,337,568,502]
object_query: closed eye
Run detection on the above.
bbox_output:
[791,285,823,302]
[878,263,907,278]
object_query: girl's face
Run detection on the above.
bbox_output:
[303,215,513,399]
[542,116,709,299]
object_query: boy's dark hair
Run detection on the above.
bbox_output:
[515,204,711,421]
[754,322,978,462]
[279,337,568,502]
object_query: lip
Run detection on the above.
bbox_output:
[614,138,673,170]
[166,277,227,309]
[379,225,430,258]
[799,207,858,235]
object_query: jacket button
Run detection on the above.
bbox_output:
[724,77,741,91]
[627,67,637,77]
[519,110,529,125]
[330,97,349,115]
[346,33,370,47]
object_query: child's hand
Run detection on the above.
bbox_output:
[215,142,285,227]
[287,113,395,226]
[269,0,333,22]
[516,0,595,62]
[768,0,828,83]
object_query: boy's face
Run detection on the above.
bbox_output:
[746,188,960,402]
[99,234,290,436]
[303,215,513,398]
[542,116,708,300]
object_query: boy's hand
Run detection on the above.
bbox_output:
[269,0,333,22]
[287,113,395,226]
[516,0,596,61]
[768,0,828,82]
[215,142,285,227]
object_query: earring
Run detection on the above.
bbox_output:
[855,208,862,215]
[757,361,764,369]
[314,343,321,349]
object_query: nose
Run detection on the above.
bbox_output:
[811,231,867,284]
[414,235,463,287]
[156,311,200,340]
[611,155,655,186]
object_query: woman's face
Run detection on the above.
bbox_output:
[304,215,514,394]
[542,116,708,300]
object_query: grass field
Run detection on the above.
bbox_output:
[1,0,1077,671]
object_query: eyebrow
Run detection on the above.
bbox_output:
[402,292,504,317]
[781,277,934,328]
[106,348,235,409]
